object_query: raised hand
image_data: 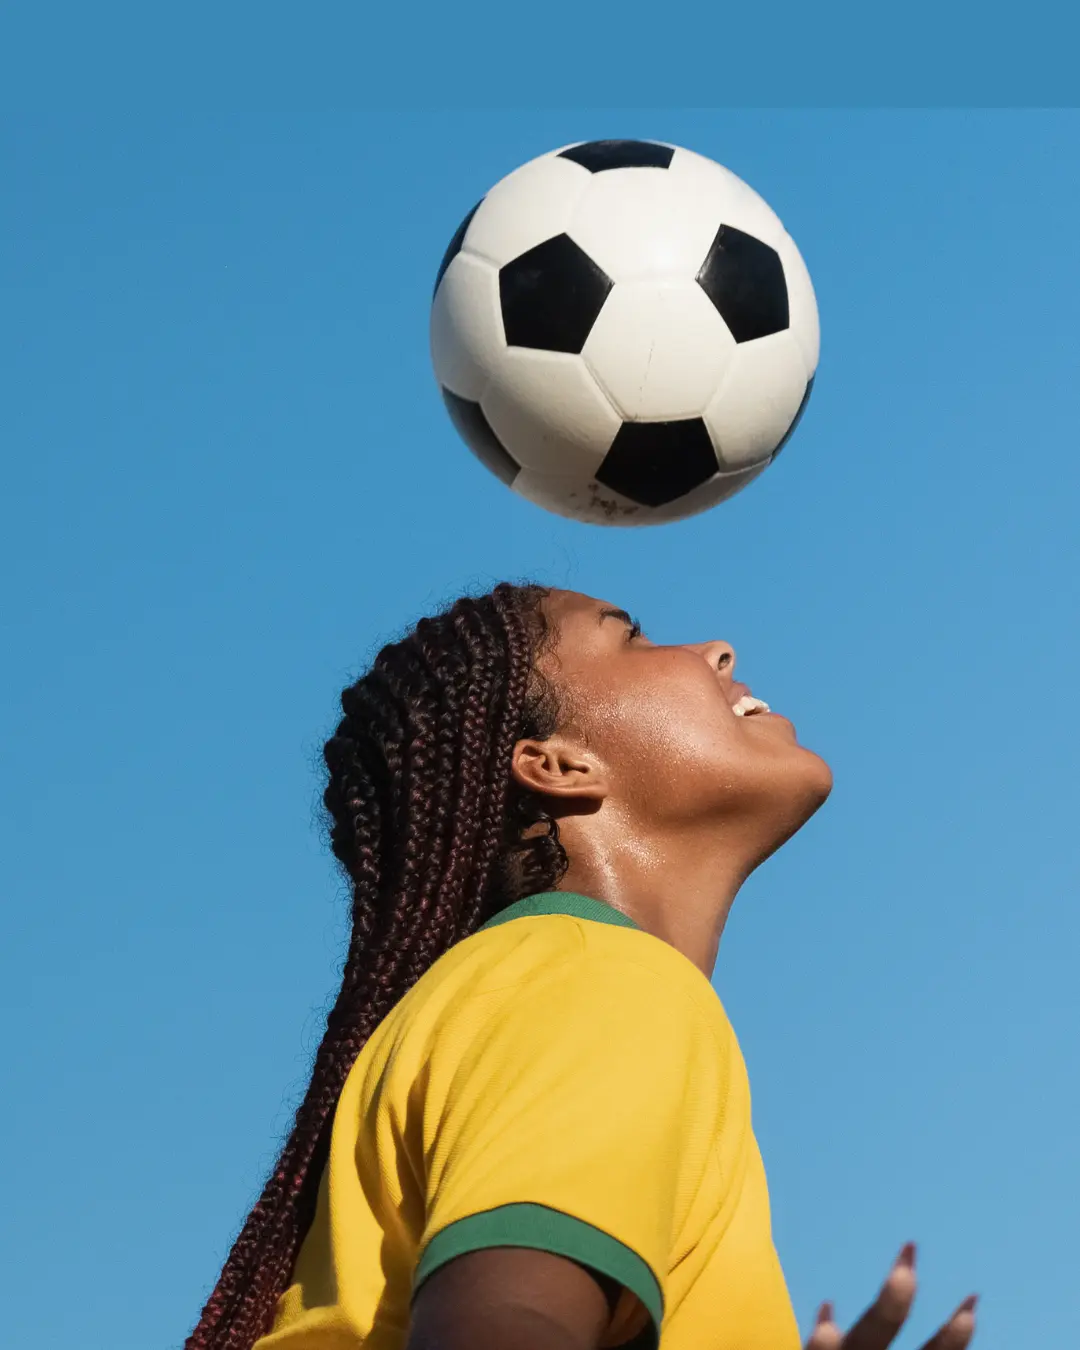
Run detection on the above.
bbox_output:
[805,1244,977,1350]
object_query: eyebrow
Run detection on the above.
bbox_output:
[596,607,635,629]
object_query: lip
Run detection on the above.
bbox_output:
[727,680,751,709]
[755,710,797,735]
[727,681,792,731]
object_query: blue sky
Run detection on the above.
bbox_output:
[3,65,1079,1350]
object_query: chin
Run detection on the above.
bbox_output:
[795,744,834,811]
[756,746,833,863]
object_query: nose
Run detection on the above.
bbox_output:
[686,640,736,679]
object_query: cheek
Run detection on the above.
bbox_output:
[588,664,743,778]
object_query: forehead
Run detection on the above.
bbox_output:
[539,590,628,669]
[543,589,618,629]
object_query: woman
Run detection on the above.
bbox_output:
[187,583,977,1350]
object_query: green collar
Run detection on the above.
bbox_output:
[480,891,640,932]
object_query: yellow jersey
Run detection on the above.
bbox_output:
[256,891,800,1350]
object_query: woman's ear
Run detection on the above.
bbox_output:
[510,735,610,804]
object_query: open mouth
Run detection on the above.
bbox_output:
[732,694,771,718]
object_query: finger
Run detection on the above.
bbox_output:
[840,1243,918,1350]
[805,1301,844,1350]
[916,1295,978,1350]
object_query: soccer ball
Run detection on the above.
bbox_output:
[430,139,819,526]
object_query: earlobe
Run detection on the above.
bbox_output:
[510,737,609,803]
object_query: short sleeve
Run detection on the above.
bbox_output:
[412,952,730,1346]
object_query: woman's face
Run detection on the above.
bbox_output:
[540,589,832,844]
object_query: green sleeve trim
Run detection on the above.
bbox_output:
[414,1202,662,1343]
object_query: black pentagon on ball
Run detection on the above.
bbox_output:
[596,418,719,508]
[433,199,483,297]
[499,234,613,354]
[770,375,814,461]
[558,140,675,173]
[441,388,519,486]
[696,224,789,344]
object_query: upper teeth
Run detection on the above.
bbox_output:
[733,695,771,717]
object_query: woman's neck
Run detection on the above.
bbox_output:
[555,812,754,977]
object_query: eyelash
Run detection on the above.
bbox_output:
[626,619,643,642]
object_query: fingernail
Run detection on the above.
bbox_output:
[895,1242,916,1269]
[817,1301,834,1324]
[957,1294,978,1315]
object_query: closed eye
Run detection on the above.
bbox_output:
[597,606,645,642]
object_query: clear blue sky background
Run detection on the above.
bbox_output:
[3,31,1078,1350]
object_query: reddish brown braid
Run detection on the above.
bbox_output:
[186,582,567,1350]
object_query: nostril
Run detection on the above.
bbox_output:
[716,651,733,671]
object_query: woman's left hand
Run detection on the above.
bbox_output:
[804,1243,977,1350]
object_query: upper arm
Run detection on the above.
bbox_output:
[408,1247,616,1350]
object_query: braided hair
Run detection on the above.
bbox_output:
[186,582,567,1350]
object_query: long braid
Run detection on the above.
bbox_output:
[186,582,565,1350]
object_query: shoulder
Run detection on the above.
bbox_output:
[401,915,736,1073]
[477,913,731,1023]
